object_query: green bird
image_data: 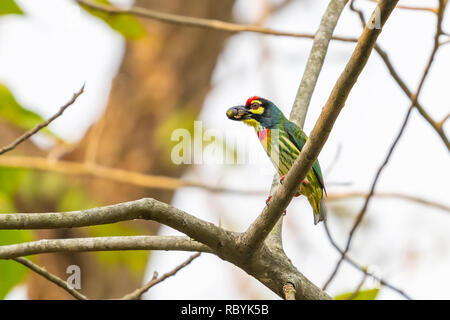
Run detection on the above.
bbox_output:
[226,96,326,224]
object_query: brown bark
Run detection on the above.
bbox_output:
[25,0,235,299]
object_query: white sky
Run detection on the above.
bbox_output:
[2,0,450,300]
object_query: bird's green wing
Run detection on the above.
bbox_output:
[283,120,326,193]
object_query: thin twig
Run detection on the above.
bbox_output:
[79,0,450,150]
[13,257,88,300]
[351,1,450,151]
[366,0,438,13]
[323,0,447,290]
[323,220,412,299]
[326,191,450,213]
[120,252,201,300]
[0,155,264,195]
[346,272,368,300]
[0,85,85,156]
[76,0,357,43]
[1,155,447,213]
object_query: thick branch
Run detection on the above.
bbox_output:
[0,236,211,259]
[266,0,349,257]
[0,198,328,300]
[0,198,233,252]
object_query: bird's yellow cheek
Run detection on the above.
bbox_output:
[249,106,265,115]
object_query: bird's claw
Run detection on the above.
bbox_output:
[266,195,286,215]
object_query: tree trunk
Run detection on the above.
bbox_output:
[26,0,235,299]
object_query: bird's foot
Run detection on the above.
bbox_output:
[279,174,286,184]
[265,195,286,214]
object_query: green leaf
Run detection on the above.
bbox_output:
[0,167,27,197]
[58,185,98,212]
[0,83,57,138]
[334,288,380,300]
[0,167,28,214]
[0,0,24,16]
[81,0,145,39]
[0,230,33,299]
[0,192,15,213]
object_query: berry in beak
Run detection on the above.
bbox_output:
[226,105,249,120]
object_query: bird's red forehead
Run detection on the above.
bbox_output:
[245,96,261,106]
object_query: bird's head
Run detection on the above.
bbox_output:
[226,96,284,129]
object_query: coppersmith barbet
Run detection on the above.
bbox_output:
[226,96,326,224]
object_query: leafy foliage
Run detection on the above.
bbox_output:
[0,231,32,299]
[80,0,145,39]
[0,167,32,300]
[0,0,23,16]
[334,288,380,300]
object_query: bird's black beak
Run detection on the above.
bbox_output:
[226,105,250,121]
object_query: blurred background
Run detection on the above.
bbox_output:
[0,0,449,300]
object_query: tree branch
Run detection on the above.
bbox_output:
[239,0,400,252]
[0,85,84,155]
[265,0,349,260]
[0,155,263,195]
[13,257,88,300]
[0,198,233,253]
[75,0,356,43]
[351,1,450,151]
[282,283,297,300]
[0,236,211,259]
[323,0,447,290]
[323,220,412,299]
[291,0,350,127]
[78,0,450,150]
[120,252,201,300]
[0,197,330,299]
[326,191,450,213]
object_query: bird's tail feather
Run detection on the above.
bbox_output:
[313,198,327,225]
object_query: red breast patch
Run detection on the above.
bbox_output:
[257,128,269,141]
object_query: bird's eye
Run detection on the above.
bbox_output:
[250,103,260,110]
